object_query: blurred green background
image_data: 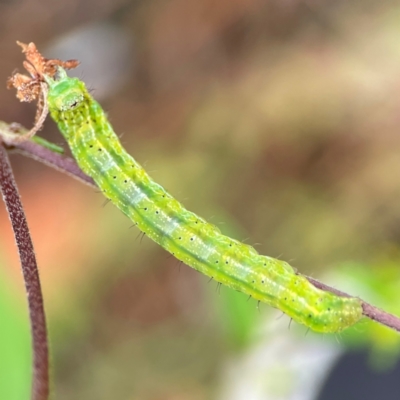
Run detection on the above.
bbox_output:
[1,1,400,399]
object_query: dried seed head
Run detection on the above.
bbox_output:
[7,41,79,104]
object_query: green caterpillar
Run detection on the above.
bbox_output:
[41,67,363,333]
[7,41,363,333]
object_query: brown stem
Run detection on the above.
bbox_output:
[361,302,400,332]
[0,120,94,187]
[10,139,95,187]
[0,144,49,400]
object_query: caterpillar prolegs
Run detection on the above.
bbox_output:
[11,44,363,333]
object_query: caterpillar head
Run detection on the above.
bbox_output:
[46,68,87,113]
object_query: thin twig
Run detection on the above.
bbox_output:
[0,144,49,400]
[361,303,400,332]
[10,140,95,187]
[0,120,94,187]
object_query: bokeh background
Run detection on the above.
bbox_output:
[1,1,400,399]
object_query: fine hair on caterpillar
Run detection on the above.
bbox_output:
[8,42,364,334]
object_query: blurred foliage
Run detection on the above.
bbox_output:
[0,256,30,400]
[334,259,400,367]
[1,0,400,399]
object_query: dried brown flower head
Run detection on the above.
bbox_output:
[7,41,79,103]
[5,41,80,143]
